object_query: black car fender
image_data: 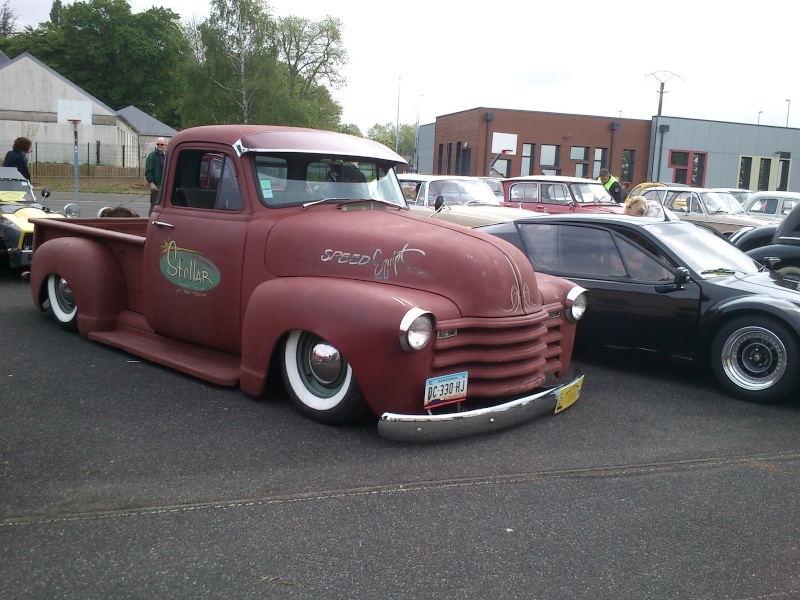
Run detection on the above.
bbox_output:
[746,243,800,267]
[696,294,800,365]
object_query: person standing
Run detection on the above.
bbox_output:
[4,136,33,181]
[145,137,168,215]
[598,168,623,203]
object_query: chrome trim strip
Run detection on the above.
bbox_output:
[378,369,583,442]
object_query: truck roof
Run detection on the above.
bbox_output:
[171,125,408,164]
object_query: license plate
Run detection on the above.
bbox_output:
[554,375,584,414]
[424,371,468,409]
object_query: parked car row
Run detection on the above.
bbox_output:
[391,173,800,405]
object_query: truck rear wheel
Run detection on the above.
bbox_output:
[281,330,368,425]
[47,273,78,332]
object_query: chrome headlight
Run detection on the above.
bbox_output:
[399,307,434,352]
[64,203,81,218]
[565,286,589,322]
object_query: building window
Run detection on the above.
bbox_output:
[778,158,790,191]
[460,148,471,175]
[570,146,589,178]
[670,150,706,186]
[493,158,511,177]
[446,143,452,175]
[437,144,443,174]
[758,158,771,190]
[592,148,607,177]
[738,156,752,189]
[521,143,535,176]
[620,149,635,183]
[540,144,560,175]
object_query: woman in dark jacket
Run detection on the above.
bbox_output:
[4,136,33,181]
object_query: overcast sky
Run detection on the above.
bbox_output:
[12,0,800,134]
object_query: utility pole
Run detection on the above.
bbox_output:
[645,71,682,181]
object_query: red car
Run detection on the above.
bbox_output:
[502,175,624,215]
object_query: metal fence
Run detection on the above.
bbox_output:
[29,141,144,178]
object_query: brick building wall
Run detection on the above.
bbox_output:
[433,107,652,185]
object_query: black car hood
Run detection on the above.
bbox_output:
[721,271,800,300]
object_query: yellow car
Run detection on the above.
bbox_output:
[0,167,78,270]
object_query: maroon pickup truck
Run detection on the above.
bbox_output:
[30,125,588,441]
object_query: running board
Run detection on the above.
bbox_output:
[88,311,240,386]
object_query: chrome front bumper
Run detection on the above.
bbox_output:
[378,369,584,442]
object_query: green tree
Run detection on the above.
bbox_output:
[49,0,63,26]
[179,0,284,126]
[0,0,18,37]
[366,123,416,156]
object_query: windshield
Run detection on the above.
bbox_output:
[701,191,746,214]
[428,178,501,206]
[0,178,35,202]
[646,222,761,276]
[571,182,615,204]
[253,154,406,208]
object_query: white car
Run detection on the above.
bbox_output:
[398,174,535,227]
[740,191,800,220]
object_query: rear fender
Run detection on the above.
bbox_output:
[30,237,127,335]
[239,277,460,416]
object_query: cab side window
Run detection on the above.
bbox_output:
[171,150,241,211]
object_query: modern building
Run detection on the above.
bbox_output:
[425,107,800,192]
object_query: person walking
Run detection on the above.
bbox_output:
[598,168,623,203]
[3,136,33,181]
[145,137,168,215]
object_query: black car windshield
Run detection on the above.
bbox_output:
[646,222,760,276]
[253,154,407,208]
[571,182,615,204]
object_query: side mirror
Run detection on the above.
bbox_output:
[433,195,445,213]
[673,267,690,286]
[657,267,690,294]
[41,188,51,198]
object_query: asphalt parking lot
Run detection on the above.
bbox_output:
[2,237,800,599]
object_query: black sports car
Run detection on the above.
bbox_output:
[480,214,800,404]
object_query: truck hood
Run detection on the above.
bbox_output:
[1,206,63,232]
[265,205,544,318]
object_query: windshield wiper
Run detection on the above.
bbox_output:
[700,267,738,275]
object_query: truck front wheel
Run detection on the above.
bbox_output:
[47,273,78,332]
[281,330,369,425]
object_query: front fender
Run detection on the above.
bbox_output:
[697,295,800,365]
[239,277,460,416]
[30,237,127,335]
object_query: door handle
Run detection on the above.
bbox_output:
[151,220,174,228]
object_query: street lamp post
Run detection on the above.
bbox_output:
[786,99,791,127]
[758,111,763,125]
[395,77,401,153]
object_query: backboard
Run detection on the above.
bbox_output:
[491,132,518,155]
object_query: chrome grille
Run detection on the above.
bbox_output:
[21,233,34,251]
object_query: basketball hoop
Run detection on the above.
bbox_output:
[68,119,81,127]
[501,149,512,155]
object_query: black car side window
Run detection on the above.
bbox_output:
[616,237,673,282]
[521,224,625,277]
